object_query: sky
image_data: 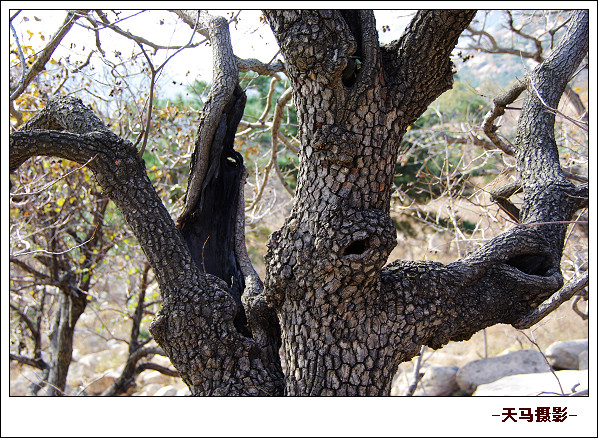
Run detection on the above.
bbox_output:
[7,9,414,99]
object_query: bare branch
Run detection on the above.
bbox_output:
[135,362,179,377]
[237,56,285,76]
[9,302,41,340]
[9,20,27,101]
[9,258,50,281]
[10,154,97,199]
[270,87,295,197]
[70,50,95,73]
[9,353,49,370]
[405,346,426,396]
[77,10,208,52]
[135,45,156,159]
[513,272,589,329]
[175,10,239,224]
[489,181,522,223]
[481,81,526,155]
[527,79,588,132]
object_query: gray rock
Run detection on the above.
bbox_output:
[391,364,459,396]
[473,369,588,396]
[81,372,118,395]
[456,349,551,395]
[545,339,588,370]
[139,370,175,386]
[176,388,191,396]
[578,350,588,370]
[134,383,164,396]
[153,385,179,396]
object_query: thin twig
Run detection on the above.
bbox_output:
[527,78,588,131]
[513,272,589,329]
[12,222,100,258]
[10,154,97,198]
[9,21,27,101]
[405,346,426,396]
[518,330,564,396]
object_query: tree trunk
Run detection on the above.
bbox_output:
[262,9,587,395]
[46,288,87,396]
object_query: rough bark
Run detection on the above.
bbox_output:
[261,9,588,395]
[10,96,283,395]
[262,9,481,395]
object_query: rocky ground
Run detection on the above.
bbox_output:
[391,338,588,396]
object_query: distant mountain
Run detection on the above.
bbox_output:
[453,10,588,91]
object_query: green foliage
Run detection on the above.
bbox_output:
[420,81,488,127]
[394,80,492,204]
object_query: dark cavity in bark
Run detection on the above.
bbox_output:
[506,253,553,277]
[340,10,364,87]
[341,238,370,256]
[178,84,251,337]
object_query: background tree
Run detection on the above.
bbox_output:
[9,9,588,397]
[9,9,200,395]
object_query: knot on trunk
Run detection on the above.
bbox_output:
[264,207,396,308]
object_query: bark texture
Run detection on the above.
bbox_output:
[262,10,482,395]
[10,96,283,395]
[261,9,588,395]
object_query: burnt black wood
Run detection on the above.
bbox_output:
[179,84,250,336]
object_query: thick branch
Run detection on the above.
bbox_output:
[10,303,41,341]
[381,224,564,352]
[513,272,589,329]
[237,56,285,76]
[10,96,283,396]
[175,10,239,224]
[379,11,590,350]
[381,10,477,123]
[135,362,180,377]
[515,10,589,225]
[481,82,525,155]
[9,353,49,370]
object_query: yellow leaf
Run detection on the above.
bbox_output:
[40,34,46,41]
[56,198,65,207]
